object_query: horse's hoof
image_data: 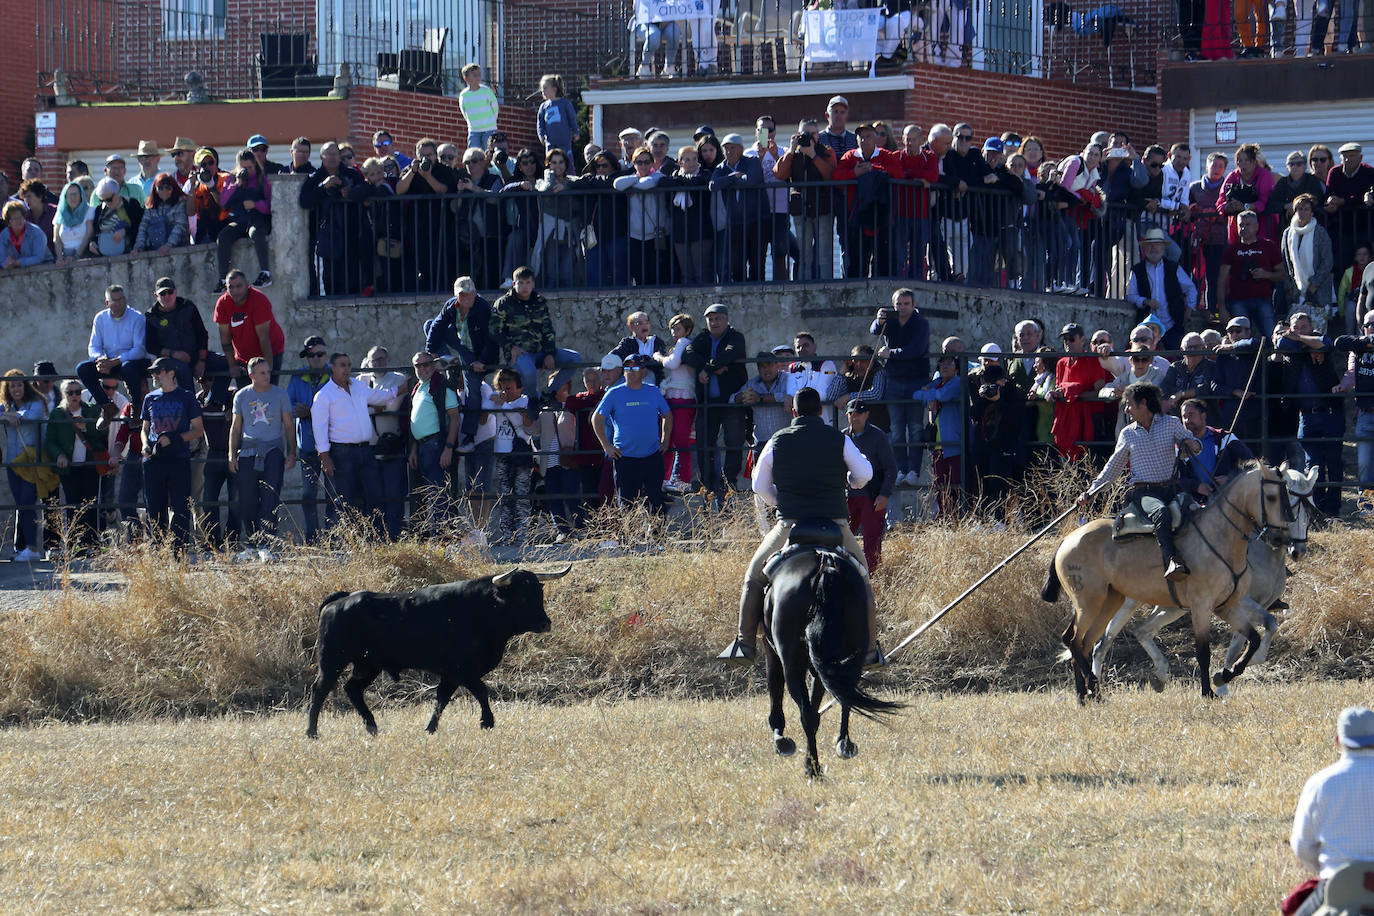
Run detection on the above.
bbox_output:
[774,736,796,756]
[836,738,858,759]
[1214,682,1229,698]
[1212,669,1233,687]
[1148,673,1166,693]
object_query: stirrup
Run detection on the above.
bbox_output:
[1165,559,1190,581]
[716,638,756,665]
[863,643,888,669]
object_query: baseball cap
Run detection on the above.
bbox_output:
[1338,706,1374,749]
[982,137,1004,152]
[600,353,624,371]
[693,125,715,140]
[148,356,178,374]
[33,361,58,379]
[154,276,176,292]
[981,342,1002,354]
[300,335,327,357]
[624,354,651,369]
[1059,323,1084,339]
[1226,316,1252,330]
[247,134,269,149]
[105,153,125,164]
[846,399,870,413]
[704,303,729,316]
[827,95,849,109]
[721,133,746,147]
[453,276,477,294]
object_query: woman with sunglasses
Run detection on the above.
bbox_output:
[573,151,629,287]
[132,172,190,255]
[216,148,273,288]
[498,149,545,286]
[612,145,669,286]
[43,381,103,553]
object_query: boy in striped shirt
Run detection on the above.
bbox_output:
[459,64,500,152]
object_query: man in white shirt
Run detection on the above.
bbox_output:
[1287,706,1374,916]
[311,352,398,533]
[360,345,408,539]
[783,332,841,425]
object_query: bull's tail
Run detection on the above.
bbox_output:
[319,591,351,612]
[1040,554,1062,603]
[805,556,902,722]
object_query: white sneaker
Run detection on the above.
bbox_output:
[234,547,260,563]
[257,549,275,563]
[14,547,41,562]
[636,62,653,78]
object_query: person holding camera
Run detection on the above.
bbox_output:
[395,137,460,294]
[772,119,836,281]
[141,356,205,552]
[215,148,273,289]
[298,142,364,295]
[184,148,230,247]
[1217,143,1276,244]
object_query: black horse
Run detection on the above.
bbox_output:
[762,521,902,778]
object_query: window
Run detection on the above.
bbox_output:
[163,0,227,41]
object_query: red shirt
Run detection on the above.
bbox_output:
[833,147,904,219]
[213,287,285,363]
[897,148,940,218]
[562,388,606,468]
[1222,236,1282,301]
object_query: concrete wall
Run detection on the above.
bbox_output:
[0,171,1134,378]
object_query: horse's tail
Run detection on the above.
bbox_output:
[1040,552,1062,603]
[805,555,902,722]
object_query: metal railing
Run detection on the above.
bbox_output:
[36,0,606,104]
[1167,2,1373,59]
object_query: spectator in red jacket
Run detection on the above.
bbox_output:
[834,122,903,278]
[1049,323,1111,461]
[896,123,939,280]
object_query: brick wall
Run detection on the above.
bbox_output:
[905,63,1160,162]
[2,2,39,185]
[347,86,538,155]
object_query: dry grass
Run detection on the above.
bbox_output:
[0,681,1366,913]
[2,485,1373,725]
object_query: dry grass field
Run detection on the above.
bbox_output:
[0,682,1365,913]
[0,501,1371,912]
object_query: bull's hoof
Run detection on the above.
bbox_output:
[425,723,439,734]
[365,723,378,736]
[836,738,858,759]
[479,717,495,730]
[1148,672,1166,693]
[804,756,823,779]
[305,729,318,740]
[774,734,796,756]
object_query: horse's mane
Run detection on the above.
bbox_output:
[1210,458,1267,501]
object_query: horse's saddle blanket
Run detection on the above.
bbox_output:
[762,541,867,581]
[1111,495,1197,541]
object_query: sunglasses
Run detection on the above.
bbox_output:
[634,158,652,165]
[1365,323,1374,329]
[957,134,973,141]
[375,139,392,147]
[440,154,456,162]
[307,350,327,358]
[157,288,176,296]
[1147,161,1163,169]
[1311,156,1330,163]
[64,389,83,396]
[103,383,119,391]
[413,360,435,368]
[1130,355,1152,362]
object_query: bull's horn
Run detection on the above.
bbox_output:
[492,568,519,587]
[533,564,573,581]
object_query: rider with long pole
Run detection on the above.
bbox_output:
[1077,381,1202,582]
[717,386,886,667]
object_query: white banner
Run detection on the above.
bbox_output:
[802,9,880,63]
[634,0,714,26]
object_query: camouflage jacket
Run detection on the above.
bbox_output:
[490,291,556,360]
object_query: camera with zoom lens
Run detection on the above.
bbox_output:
[419,157,434,172]
[979,382,1000,400]
[792,132,812,151]
[199,167,215,183]
[1335,334,1374,354]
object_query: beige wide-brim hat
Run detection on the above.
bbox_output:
[167,137,197,154]
[136,139,160,157]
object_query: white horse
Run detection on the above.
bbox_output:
[1093,463,1317,694]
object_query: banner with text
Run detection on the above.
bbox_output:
[802,9,880,63]
[634,0,714,26]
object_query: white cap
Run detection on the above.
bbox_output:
[981,342,1002,354]
[600,353,623,371]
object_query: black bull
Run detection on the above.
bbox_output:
[305,566,570,738]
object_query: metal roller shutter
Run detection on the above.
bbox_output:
[1188,100,1374,172]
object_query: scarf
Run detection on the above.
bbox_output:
[1288,214,1318,298]
[56,181,89,228]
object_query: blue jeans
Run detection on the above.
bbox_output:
[894,216,930,280]
[541,464,577,533]
[143,456,192,550]
[1357,409,1374,489]
[467,129,495,151]
[1299,408,1345,517]
[885,377,924,475]
[116,459,143,525]
[77,357,151,413]
[968,233,997,288]
[586,236,628,288]
[6,469,37,551]
[375,453,408,540]
[413,436,453,531]
[1230,298,1276,338]
[328,443,383,535]
[513,348,582,397]
[635,21,679,66]
[236,448,284,542]
[297,451,336,543]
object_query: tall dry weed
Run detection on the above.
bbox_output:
[1,472,1370,725]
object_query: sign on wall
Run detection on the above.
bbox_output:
[634,0,714,26]
[35,112,56,149]
[1215,109,1237,145]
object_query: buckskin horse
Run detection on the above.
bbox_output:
[761,520,901,778]
[1041,461,1293,702]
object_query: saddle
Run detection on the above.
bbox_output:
[762,518,865,579]
[1111,495,1196,541]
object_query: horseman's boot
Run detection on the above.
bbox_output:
[1150,509,1190,581]
[718,578,766,663]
